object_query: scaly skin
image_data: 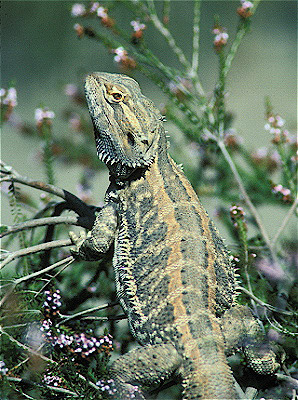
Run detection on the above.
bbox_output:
[70,73,279,399]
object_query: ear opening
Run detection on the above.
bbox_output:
[127,132,135,147]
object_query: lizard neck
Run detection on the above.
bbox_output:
[110,125,169,187]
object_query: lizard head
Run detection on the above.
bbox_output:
[85,72,164,179]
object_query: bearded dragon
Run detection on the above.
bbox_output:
[70,72,279,399]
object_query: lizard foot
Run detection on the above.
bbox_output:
[69,230,87,258]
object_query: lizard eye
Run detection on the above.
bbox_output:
[111,92,124,102]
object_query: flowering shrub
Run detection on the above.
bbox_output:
[40,290,113,363]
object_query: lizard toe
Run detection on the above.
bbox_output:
[69,230,87,258]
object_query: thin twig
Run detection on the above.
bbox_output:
[0,239,72,269]
[80,314,127,321]
[0,326,55,364]
[0,161,78,206]
[0,216,79,238]
[238,286,295,316]
[190,0,204,96]
[16,256,73,286]
[1,173,66,200]
[1,323,29,329]
[77,373,100,391]
[222,21,248,80]
[271,197,298,248]
[0,256,74,308]
[0,310,41,316]
[8,343,46,375]
[244,262,258,317]
[207,1,262,114]
[223,0,261,79]
[217,140,277,263]
[6,377,80,397]
[34,260,74,297]
[191,0,201,75]
[145,0,190,69]
[58,301,119,325]
[9,388,35,400]
[161,0,170,24]
[264,310,298,336]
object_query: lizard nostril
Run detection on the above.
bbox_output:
[141,139,149,146]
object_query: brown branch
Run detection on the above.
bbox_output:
[1,216,79,238]
[1,160,66,199]
[1,160,98,229]
[0,239,72,269]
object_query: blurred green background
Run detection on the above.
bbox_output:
[1,0,297,240]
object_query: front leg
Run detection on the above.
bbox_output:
[70,203,118,261]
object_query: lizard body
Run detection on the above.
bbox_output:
[71,73,279,399]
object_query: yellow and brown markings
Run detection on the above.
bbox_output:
[124,157,212,332]
[112,155,237,397]
[169,158,235,313]
[136,154,235,397]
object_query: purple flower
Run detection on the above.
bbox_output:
[71,3,86,17]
